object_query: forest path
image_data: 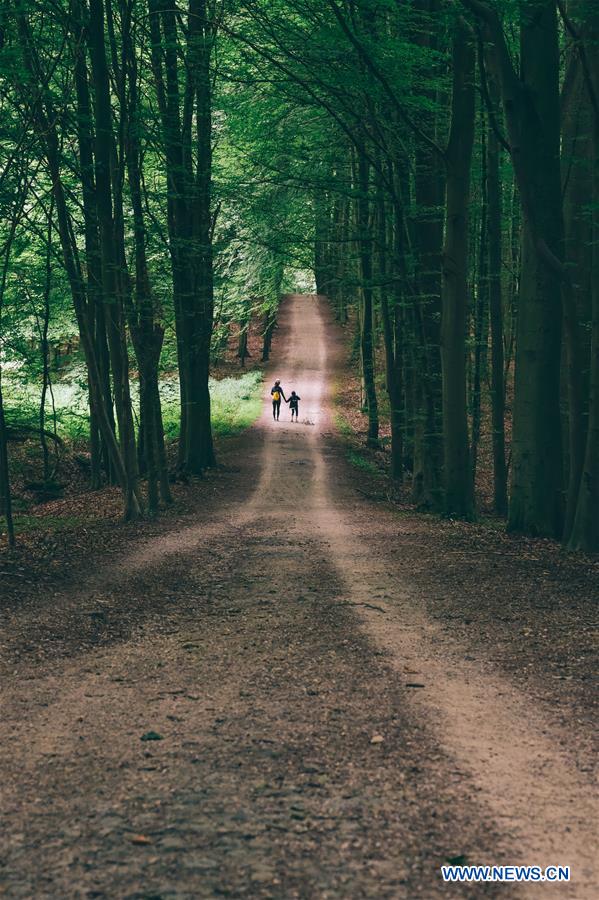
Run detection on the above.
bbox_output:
[0,295,596,899]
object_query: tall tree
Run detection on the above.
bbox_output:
[14,7,139,519]
[147,0,216,475]
[466,0,564,537]
[354,142,379,444]
[567,3,599,550]
[88,0,141,516]
[486,86,508,516]
[440,17,475,518]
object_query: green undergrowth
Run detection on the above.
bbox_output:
[6,513,95,536]
[211,370,264,437]
[4,369,264,444]
[333,393,386,478]
[161,370,264,439]
[345,448,380,475]
[333,411,352,438]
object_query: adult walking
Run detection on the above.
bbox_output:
[270,379,286,421]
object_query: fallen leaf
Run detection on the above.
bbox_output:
[370,734,384,744]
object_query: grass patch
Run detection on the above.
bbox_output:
[210,371,264,437]
[333,411,353,437]
[333,390,384,478]
[162,370,263,439]
[5,514,95,536]
[4,369,264,444]
[346,448,380,476]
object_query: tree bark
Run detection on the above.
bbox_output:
[471,114,489,487]
[88,0,141,519]
[0,241,15,546]
[466,0,564,537]
[147,0,215,474]
[561,8,594,539]
[377,180,403,480]
[440,19,475,519]
[33,207,55,484]
[487,105,508,516]
[355,144,379,444]
[261,308,277,361]
[185,0,215,471]
[0,375,14,547]
[410,0,444,511]
[15,11,134,518]
[122,0,172,509]
[567,11,599,550]
[73,0,117,488]
[568,221,599,550]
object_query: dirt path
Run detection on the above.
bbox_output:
[1,295,596,899]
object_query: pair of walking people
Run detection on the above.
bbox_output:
[271,380,301,422]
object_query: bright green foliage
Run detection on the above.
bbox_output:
[0,0,596,548]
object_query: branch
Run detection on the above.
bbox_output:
[326,0,446,160]
[231,3,404,196]
[476,30,511,153]
[219,20,395,198]
[557,0,599,124]
[460,0,521,98]
[5,423,64,446]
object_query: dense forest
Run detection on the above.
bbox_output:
[0,0,597,550]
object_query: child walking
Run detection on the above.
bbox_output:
[288,390,301,422]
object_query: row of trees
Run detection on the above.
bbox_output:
[0,0,219,527]
[0,0,299,542]
[231,0,597,549]
[0,0,597,553]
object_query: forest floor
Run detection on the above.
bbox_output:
[0,295,597,899]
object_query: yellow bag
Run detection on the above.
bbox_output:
[273,391,280,401]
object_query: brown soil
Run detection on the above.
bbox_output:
[0,295,596,899]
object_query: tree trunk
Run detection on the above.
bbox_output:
[73,0,116,488]
[567,14,599,551]
[468,0,564,536]
[262,308,277,361]
[470,111,489,488]
[148,0,215,475]
[314,189,331,297]
[94,301,117,483]
[411,153,444,508]
[410,0,444,510]
[141,373,159,515]
[0,374,14,547]
[504,176,519,382]
[355,145,379,444]
[440,19,475,519]
[487,108,508,516]
[123,0,172,507]
[378,184,403,479]
[39,212,54,484]
[568,230,599,550]
[16,11,134,518]
[88,0,141,519]
[238,320,250,367]
[186,0,215,472]
[561,11,594,540]
[510,5,564,536]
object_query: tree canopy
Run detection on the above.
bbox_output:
[0,0,597,550]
